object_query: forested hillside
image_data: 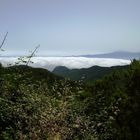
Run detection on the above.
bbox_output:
[53,65,129,82]
[0,60,140,140]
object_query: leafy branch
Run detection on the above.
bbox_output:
[15,44,40,66]
[26,44,40,65]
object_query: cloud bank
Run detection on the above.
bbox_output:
[0,57,131,71]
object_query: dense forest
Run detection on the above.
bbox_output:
[0,59,140,140]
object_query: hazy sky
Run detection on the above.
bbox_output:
[0,0,140,56]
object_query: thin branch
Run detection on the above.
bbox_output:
[26,44,40,66]
[0,32,8,50]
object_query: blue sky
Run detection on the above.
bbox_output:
[0,0,140,56]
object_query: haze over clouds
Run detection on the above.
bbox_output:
[0,57,131,71]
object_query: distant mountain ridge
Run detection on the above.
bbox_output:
[53,65,129,82]
[2,51,140,60]
[75,51,140,60]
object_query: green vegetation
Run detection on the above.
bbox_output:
[0,60,140,140]
[53,65,129,82]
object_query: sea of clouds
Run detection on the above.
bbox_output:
[0,57,131,71]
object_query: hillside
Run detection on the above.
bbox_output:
[53,65,129,81]
[0,64,84,139]
[0,60,140,140]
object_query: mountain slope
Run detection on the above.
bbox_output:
[53,65,129,81]
[0,60,140,139]
[0,64,83,139]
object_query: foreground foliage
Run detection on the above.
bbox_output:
[0,60,140,140]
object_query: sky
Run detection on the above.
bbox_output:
[0,0,140,56]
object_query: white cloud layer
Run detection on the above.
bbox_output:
[0,57,131,71]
